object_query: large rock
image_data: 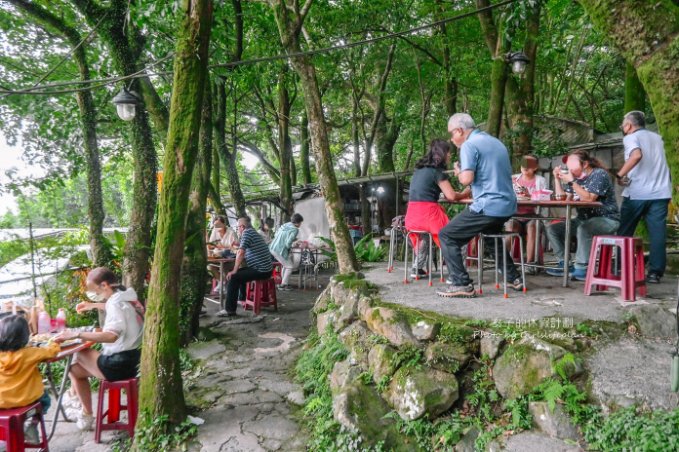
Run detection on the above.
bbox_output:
[338,321,373,367]
[332,381,411,451]
[386,367,459,420]
[316,310,338,335]
[629,304,677,339]
[528,401,579,441]
[336,291,360,329]
[363,307,419,347]
[331,280,360,307]
[329,359,362,393]
[493,337,572,399]
[480,333,504,359]
[357,296,374,318]
[368,344,398,384]
[411,319,440,341]
[454,427,480,452]
[425,342,470,373]
[312,282,334,315]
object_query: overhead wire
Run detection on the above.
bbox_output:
[0,0,518,97]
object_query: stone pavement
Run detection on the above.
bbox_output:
[189,275,329,451]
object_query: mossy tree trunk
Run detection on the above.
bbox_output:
[70,0,159,298]
[577,0,679,203]
[505,1,540,159]
[137,0,212,436]
[477,0,509,137]
[300,112,312,184]
[624,62,646,113]
[179,80,213,346]
[270,0,358,273]
[10,0,112,268]
[278,66,294,221]
[215,78,247,217]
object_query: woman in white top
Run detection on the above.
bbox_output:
[54,267,144,431]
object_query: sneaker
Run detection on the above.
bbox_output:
[509,278,524,291]
[545,261,573,277]
[569,267,587,281]
[23,421,39,444]
[436,283,476,298]
[278,284,292,291]
[410,268,428,278]
[524,266,537,276]
[646,272,661,284]
[76,412,94,431]
[216,310,237,318]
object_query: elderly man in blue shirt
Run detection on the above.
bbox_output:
[437,113,522,298]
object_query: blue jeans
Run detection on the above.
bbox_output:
[617,198,669,276]
[546,216,620,269]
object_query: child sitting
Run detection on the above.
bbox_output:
[0,314,60,444]
[506,155,546,271]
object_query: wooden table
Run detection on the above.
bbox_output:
[44,340,94,440]
[204,257,235,308]
[442,198,602,287]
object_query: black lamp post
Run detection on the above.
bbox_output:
[112,88,140,121]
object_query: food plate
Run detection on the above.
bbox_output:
[29,333,82,347]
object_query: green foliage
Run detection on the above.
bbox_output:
[353,233,387,263]
[132,414,198,452]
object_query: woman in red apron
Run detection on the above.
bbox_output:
[405,140,470,278]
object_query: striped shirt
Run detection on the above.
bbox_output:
[240,227,273,273]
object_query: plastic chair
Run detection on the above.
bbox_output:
[240,278,278,315]
[583,235,646,301]
[403,230,444,286]
[0,401,49,451]
[95,378,139,443]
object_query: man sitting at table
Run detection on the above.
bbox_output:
[545,149,620,280]
[437,113,522,298]
[217,216,274,317]
[54,267,144,431]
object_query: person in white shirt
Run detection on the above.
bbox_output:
[54,267,144,431]
[616,111,672,283]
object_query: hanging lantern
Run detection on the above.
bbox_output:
[506,51,530,75]
[112,88,140,121]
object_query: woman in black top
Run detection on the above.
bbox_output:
[405,140,470,277]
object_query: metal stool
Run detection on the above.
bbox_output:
[387,222,406,273]
[470,232,526,298]
[403,230,444,286]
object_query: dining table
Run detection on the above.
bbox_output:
[204,257,236,308]
[441,198,602,287]
[43,339,94,440]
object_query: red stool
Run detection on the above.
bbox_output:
[0,401,49,451]
[272,262,283,285]
[95,378,139,443]
[240,278,278,315]
[583,235,646,301]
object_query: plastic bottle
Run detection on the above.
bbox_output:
[38,310,51,334]
[56,308,67,333]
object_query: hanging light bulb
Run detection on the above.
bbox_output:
[506,51,530,75]
[112,88,140,121]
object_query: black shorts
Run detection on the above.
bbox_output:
[97,349,141,381]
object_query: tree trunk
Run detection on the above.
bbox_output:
[505,1,540,158]
[270,0,359,273]
[375,118,400,229]
[137,0,212,436]
[180,81,213,346]
[70,0,159,298]
[624,62,646,113]
[300,113,312,184]
[577,0,678,202]
[9,0,112,268]
[215,78,247,217]
[278,67,294,220]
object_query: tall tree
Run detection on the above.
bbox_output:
[137,0,212,436]
[8,0,112,267]
[577,0,679,198]
[70,0,159,296]
[624,62,646,113]
[269,0,358,273]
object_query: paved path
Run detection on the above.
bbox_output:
[191,275,329,451]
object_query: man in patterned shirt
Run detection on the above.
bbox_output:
[217,216,273,317]
[545,149,620,280]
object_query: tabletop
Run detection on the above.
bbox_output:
[440,198,602,208]
[51,340,94,361]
